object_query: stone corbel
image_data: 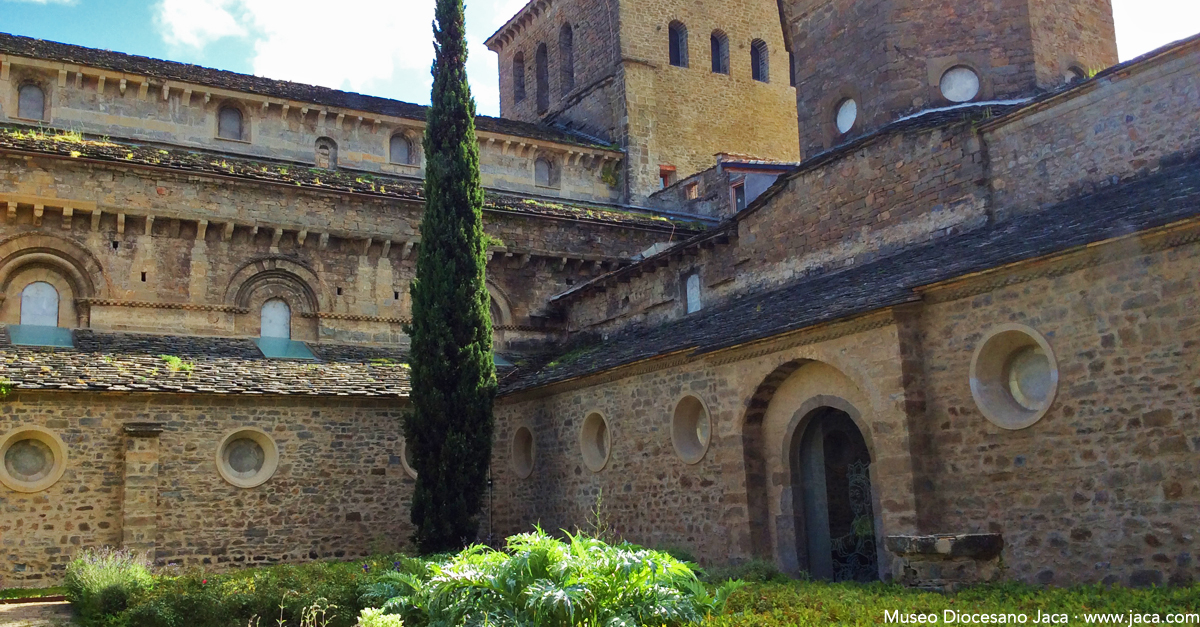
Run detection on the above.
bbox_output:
[137,81,149,100]
[196,219,208,240]
[57,69,68,87]
[270,227,283,248]
[317,110,327,127]
[61,206,73,230]
[335,113,345,128]
[401,240,415,259]
[182,89,192,107]
[32,204,43,227]
[0,61,9,81]
[119,78,127,96]
[74,72,83,89]
[318,233,330,251]
[162,84,170,101]
[296,230,308,247]
[90,210,102,231]
[222,221,235,241]
[117,213,126,235]
[361,237,373,255]
[144,215,155,236]
[97,76,106,93]
[380,240,391,257]
[281,104,290,120]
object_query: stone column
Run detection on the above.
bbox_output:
[121,422,163,558]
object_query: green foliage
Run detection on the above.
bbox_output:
[111,555,407,627]
[357,607,406,627]
[699,559,790,585]
[0,585,65,600]
[158,355,194,372]
[705,580,1200,626]
[368,529,740,627]
[403,0,496,554]
[600,161,621,188]
[64,548,154,626]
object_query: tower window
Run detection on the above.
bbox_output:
[685,273,702,314]
[390,133,415,165]
[20,282,59,327]
[513,52,527,102]
[668,21,688,68]
[559,24,575,96]
[710,31,729,74]
[17,84,46,121]
[315,137,338,169]
[260,299,291,339]
[836,98,858,134]
[940,66,981,103]
[535,43,550,114]
[789,52,796,87]
[751,39,769,82]
[1066,66,1087,84]
[217,105,243,140]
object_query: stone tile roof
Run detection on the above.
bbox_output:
[0,127,683,231]
[0,328,411,397]
[503,150,1200,393]
[0,32,613,151]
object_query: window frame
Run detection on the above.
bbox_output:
[751,39,770,83]
[535,43,550,114]
[684,272,702,314]
[559,24,576,96]
[16,83,47,122]
[390,132,417,166]
[668,21,689,68]
[216,103,248,142]
[513,51,527,103]
[710,31,730,75]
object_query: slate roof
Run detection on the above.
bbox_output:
[0,32,613,151]
[0,328,411,397]
[0,127,684,231]
[502,150,1200,393]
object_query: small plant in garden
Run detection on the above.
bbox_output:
[64,547,154,625]
[366,529,742,627]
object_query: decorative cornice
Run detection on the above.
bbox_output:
[300,311,409,324]
[78,298,248,314]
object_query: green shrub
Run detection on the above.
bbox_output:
[369,529,743,627]
[357,608,405,627]
[64,547,154,625]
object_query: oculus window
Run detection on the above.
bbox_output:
[0,427,68,493]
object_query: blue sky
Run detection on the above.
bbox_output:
[0,0,1197,118]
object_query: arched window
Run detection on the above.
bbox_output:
[668,22,688,68]
[751,39,769,82]
[17,84,45,121]
[315,137,338,169]
[535,43,550,114]
[513,52,527,102]
[559,24,575,96]
[534,157,560,188]
[20,282,59,327]
[390,134,414,165]
[260,299,291,339]
[710,30,729,74]
[217,105,243,140]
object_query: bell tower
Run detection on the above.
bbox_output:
[781,0,1119,156]
[487,0,802,203]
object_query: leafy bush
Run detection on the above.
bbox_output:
[369,529,742,627]
[64,547,154,625]
[357,607,406,627]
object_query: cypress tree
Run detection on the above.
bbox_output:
[404,0,496,554]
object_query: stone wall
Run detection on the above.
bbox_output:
[0,153,673,340]
[982,41,1200,219]
[0,55,622,204]
[0,392,413,586]
[913,229,1200,587]
[782,0,1118,155]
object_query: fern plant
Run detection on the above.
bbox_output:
[364,529,741,627]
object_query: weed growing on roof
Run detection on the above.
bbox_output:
[159,355,195,372]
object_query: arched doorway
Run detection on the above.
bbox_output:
[790,407,877,581]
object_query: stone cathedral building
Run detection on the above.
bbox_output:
[0,0,1197,590]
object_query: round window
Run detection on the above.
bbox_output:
[0,427,68,493]
[511,426,535,478]
[400,437,417,479]
[215,428,279,488]
[671,396,711,464]
[970,324,1059,430]
[835,98,858,134]
[940,66,981,103]
[579,412,611,472]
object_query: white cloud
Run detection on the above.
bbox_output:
[156,0,246,48]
